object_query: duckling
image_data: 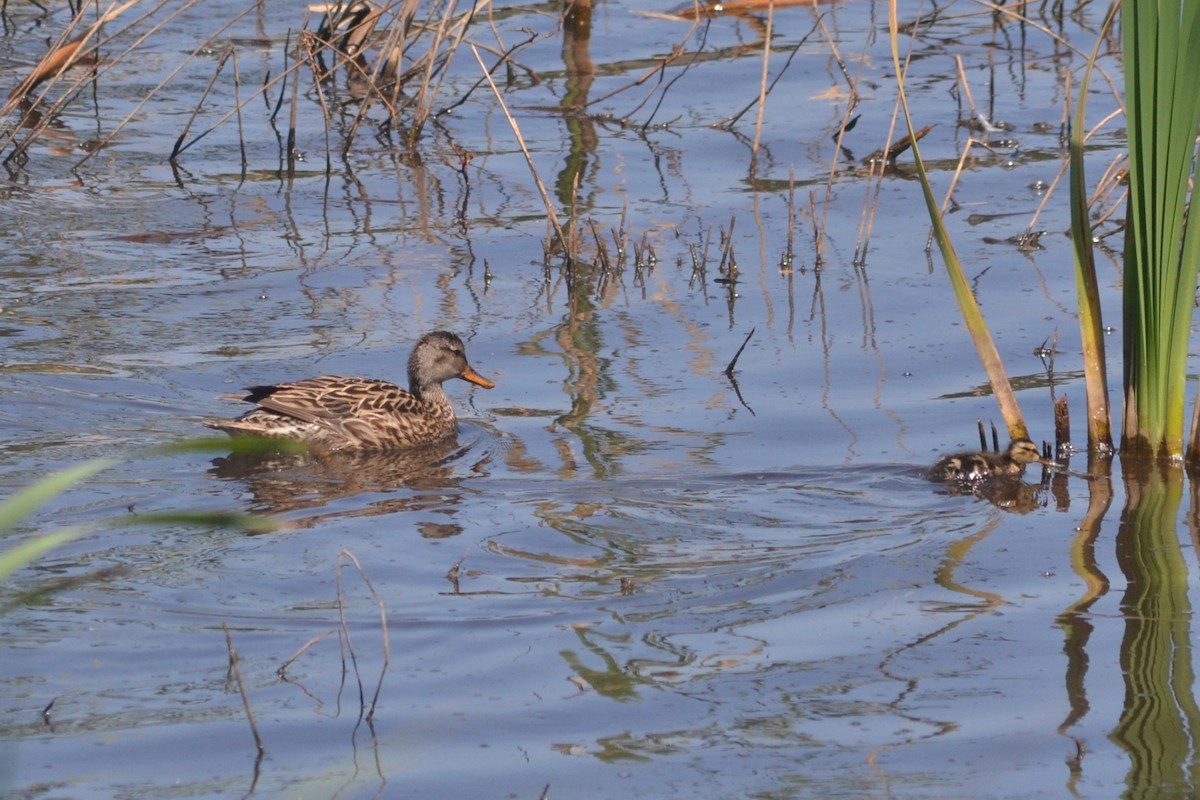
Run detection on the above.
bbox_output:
[928,438,1046,483]
[204,330,494,451]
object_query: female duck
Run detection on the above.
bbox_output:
[204,330,494,451]
[928,438,1046,483]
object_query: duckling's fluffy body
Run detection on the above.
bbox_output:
[204,331,493,450]
[928,438,1044,483]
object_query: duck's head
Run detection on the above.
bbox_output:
[408,331,495,395]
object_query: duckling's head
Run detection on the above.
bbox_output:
[1005,438,1044,465]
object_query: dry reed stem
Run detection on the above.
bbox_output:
[582,15,703,114]
[223,621,266,755]
[1026,111,1124,235]
[749,0,773,165]
[720,18,815,132]
[336,549,390,724]
[231,49,248,177]
[286,38,302,185]
[810,189,828,268]
[3,0,139,113]
[409,0,478,138]
[926,133,978,250]
[69,0,257,170]
[634,22,711,128]
[589,218,610,273]
[298,37,334,177]
[814,0,859,256]
[1055,394,1071,456]
[953,55,977,120]
[470,44,564,246]
[7,36,92,102]
[309,25,400,154]
[2,0,152,163]
[855,96,903,265]
[276,628,339,677]
[851,160,886,266]
[718,214,736,277]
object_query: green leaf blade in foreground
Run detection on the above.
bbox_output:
[0,458,119,538]
[0,526,89,583]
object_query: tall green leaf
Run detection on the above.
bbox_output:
[1067,4,1117,453]
[887,0,1028,440]
[1122,0,1200,460]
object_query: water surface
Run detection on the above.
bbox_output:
[1,1,1187,798]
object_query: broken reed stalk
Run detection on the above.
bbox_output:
[783,165,795,268]
[223,622,265,755]
[1055,395,1071,456]
[446,546,472,592]
[718,214,736,277]
[850,23,904,267]
[726,328,755,376]
[809,189,827,268]
[307,9,400,158]
[276,628,338,678]
[687,243,703,288]
[171,46,232,162]
[589,218,611,273]
[1086,152,1130,227]
[470,44,564,247]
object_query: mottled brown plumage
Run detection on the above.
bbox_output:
[928,438,1045,483]
[204,331,494,450]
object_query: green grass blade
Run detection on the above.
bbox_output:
[152,436,306,457]
[126,511,277,535]
[0,525,89,583]
[0,458,119,538]
[1066,3,1116,453]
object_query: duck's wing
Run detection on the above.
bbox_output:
[249,376,416,427]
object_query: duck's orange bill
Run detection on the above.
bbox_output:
[462,368,495,389]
